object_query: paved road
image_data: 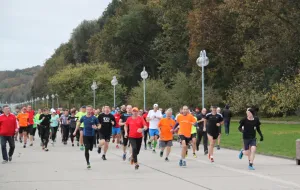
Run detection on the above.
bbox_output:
[1,135,300,190]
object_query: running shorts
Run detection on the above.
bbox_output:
[243,138,256,150]
[218,126,222,134]
[179,135,191,143]
[83,136,94,151]
[19,127,28,134]
[207,132,219,140]
[112,127,121,135]
[159,140,173,148]
[149,129,159,137]
[99,133,111,142]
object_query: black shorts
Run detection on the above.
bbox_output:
[207,132,219,140]
[28,125,34,135]
[83,136,94,151]
[19,127,29,134]
[243,138,256,150]
[218,126,222,134]
[159,140,173,147]
[99,133,111,142]
[121,127,129,146]
[79,127,83,131]
[179,135,191,143]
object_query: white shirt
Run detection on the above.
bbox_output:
[147,110,162,129]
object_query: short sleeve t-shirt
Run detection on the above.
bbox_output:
[114,113,121,128]
[147,110,162,129]
[50,115,59,127]
[158,118,175,141]
[126,116,146,138]
[76,112,86,128]
[206,113,223,135]
[120,113,132,129]
[60,115,70,125]
[191,116,197,134]
[80,115,99,136]
[98,113,116,135]
[27,110,35,125]
[17,113,29,127]
[239,117,261,139]
[69,116,78,128]
[142,113,149,127]
[176,114,196,138]
[39,114,51,126]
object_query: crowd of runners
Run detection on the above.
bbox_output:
[0,103,263,170]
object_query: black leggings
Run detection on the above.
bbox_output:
[196,129,208,152]
[51,127,58,141]
[62,125,70,142]
[129,138,142,163]
[40,125,50,148]
[84,136,94,164]
[143,129,149,146]
[69,128,76,143]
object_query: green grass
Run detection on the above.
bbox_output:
[221,122,300,159]
[232,116,300,122]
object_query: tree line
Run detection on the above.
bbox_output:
[31,0,300,116]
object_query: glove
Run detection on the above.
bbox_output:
[260,136,264,142]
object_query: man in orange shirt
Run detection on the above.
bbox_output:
[26,105,35,146]
[17,107,29,148]
[158,108,175,162]
[173,105,196,167]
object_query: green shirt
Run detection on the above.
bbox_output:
[75,112,86,127]
[191,116,197,134]
[33,114,41,128]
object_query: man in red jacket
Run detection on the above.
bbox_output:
[0,105,18,164]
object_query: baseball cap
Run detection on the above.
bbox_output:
[153,104,158,107]
[132,107,139,112]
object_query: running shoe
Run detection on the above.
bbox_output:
[165,157,169,162]
[160,151,163,157]
[152,149,156,153]
[80,145,84,151]
[116,145,119,149]
[122,153,126,161]
[182,160,187,167]
[97,147,101,154]
[217,145,220,150]
[248,165,255,170]
[45,148,49,152]
[148,142,152,149]
[8,157,12,162]
[2,160,8,164]
[193,153,197,158]
[23,144,26,148]
[20,139,22,143]
[179,159,183,167]
[87,163,91,169]
[30,143,33,146]
[135,164,139,170]
[77,142,79,146]
[72,144,74,147]
[102,155,107,161]
[210,157,214,163]
[239,149,244,159]
[130,158,134,165]
[204,150,208,155]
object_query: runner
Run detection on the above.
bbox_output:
[120,105,126,114]
[35,109,42,138]
[142,109,149,150]
[119,105,132,161]
[196,108,208,155]
[27,105,35,146]
[94,109,100,147]
[222,105,232,135]
[173,106,196,167]
[13,107,20,141]
[204,106,223,162]
[146,104,162,153]
[69,110,78,147]
[0,105,18,163]
[39,108,51,151]
[97,106,116,160]
[158,108,175,161]
[75,106,87,150]
[50,109,59,146]
[17,107,29,148]
[112,109,121,149]
[190,114,198,158]
[73,105,99,169]
[238,108,263,170]
[125,107,147,170]
[216,107,222,150]
[60,109,70,145]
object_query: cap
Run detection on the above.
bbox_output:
[132,107,139,112]
[81,106,86,108]
[153,104,158,107]
[50,108,56,113]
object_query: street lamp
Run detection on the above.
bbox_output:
[51,94,55,108]
[111,76,118,108]
[55,93,59,108]
[42,97,45,107]
[196,50,209,108]
[46,95,49,108]
[91,81,98,108]
[140,67,148,111]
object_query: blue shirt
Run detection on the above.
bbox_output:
[50,115,59,127]
[80,115,99,136]
[163,114,175,120]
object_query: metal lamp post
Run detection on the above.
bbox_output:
[196,50,209,108]
[42,97,45,107]
[36,97,40,109]
[51,94,55,108]
[111,76,118,108]
[46,95,49,108]
[55,93,59,108]
[140,67,148,111]
[91,81,98,108]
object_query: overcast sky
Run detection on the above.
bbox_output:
[0,0,111,71]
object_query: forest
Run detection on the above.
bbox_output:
[30,0,300,116]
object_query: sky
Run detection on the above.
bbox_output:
[0,0,112,71]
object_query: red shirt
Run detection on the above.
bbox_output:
[27,110,35,125]
[126,116,147,138]
[143,113,149,127]
[114,113,121,128]
[0,113,18,136]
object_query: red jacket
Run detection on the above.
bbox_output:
[27,110,35,125]
[0,113,18,136]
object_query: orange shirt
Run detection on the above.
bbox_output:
[17,113,29,127]
[158,118,176,141]
[177,114,196,138]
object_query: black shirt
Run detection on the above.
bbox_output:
[98,113,116,135]
[196,113,206,131]
[222,109,232,121]
[120,113,132,129]
[39,114,51,126]
[239,117,261,139]
[205,113,223,134]
[68,116,78,128]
